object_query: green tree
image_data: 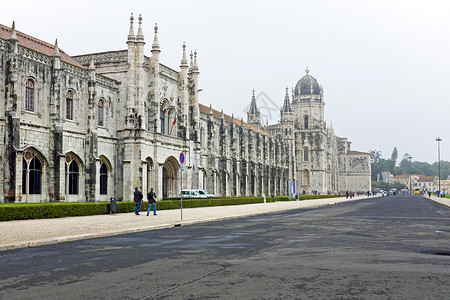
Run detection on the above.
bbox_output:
[371,158,391,181]
[370,150,382,164]
[399,153,412,173]
[391,147,398,165]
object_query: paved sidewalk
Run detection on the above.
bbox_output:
[1,195,448,251]
[428,194,450,208]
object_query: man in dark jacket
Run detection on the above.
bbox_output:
[134,187,143,215]
[147,187,157,216]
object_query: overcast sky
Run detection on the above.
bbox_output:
[2,0,450,164]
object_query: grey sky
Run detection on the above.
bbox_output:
[2,0,450,163]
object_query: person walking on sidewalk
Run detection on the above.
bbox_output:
[147,187,157,216]
[134,187,143,215]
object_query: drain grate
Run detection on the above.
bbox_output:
[420,250,450,256]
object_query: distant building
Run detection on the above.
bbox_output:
[379,171,392,182]
[415,176,437,192]
[437,180,450,194]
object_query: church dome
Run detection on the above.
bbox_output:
[294,67,320,96]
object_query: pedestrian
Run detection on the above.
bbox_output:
[134,187,143,215]
[346,190,349,199]
[147,187,157,216]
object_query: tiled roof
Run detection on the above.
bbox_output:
[198,103,269,136]
[347,150,370,155]
[417,175,435,182]
[0,23,84,68]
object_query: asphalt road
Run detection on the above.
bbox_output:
[0,194,449,299]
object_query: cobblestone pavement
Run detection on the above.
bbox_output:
[1,195,448,251]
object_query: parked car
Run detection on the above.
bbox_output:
[197,190,214,198]
[180,189,201,198]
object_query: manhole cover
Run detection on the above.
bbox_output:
[420,250,450,256]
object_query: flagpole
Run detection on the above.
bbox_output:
[169,116,177,135]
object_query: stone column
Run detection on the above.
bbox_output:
[59,155,66,201]
[236,173,241,197]
[157,163,163,199]
[142,160,148,197]
[123,160,132,201]
[15,152,23,202]
[245,175,249,196]
[95,159,101,202]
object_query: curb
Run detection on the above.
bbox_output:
[0,197,364,252]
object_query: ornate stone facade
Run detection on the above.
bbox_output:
[0,16,370,203]
[263,69,372,194]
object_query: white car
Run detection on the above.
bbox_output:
[197,190,214,198]
[180,189,201,198]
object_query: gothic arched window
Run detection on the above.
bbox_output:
[66,91,73,120]
[98,100,104,126]
[68,161,79,195]
[160,110,165,134]
[100,162,108,195]
[22,154,42,195]
[29,157,42,194]
[25,79,35,111]
[304,115,309,129]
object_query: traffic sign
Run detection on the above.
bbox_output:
[179,152,185,164]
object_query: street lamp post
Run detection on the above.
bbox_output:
[408,155,413,194]
[436,137,442,196]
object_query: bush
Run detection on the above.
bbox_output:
[0,197,264,221]
[0,194,341,222]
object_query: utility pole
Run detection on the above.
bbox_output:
[408,155,413,194]
[436,137,442,196]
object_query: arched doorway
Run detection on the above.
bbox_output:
[65,153,83,202]
[98,156,112,201]
[162,156,179,198]
[22,149,46,202]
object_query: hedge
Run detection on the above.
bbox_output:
[0,195,341,222]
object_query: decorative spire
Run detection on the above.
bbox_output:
[248,89,260,114]
[221,109,224,119]
[53,39,60,57]
[180,42,188,68]
[209,104,213,115]
[194,50,198,67]
[127,13,135,42]
[190,49,199,73]
[10,21,17,40]
[152,23,160,52]
[136,14,144,42]
[305,66,310,74]
[189,51,194,71]
[282,86,292,113]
